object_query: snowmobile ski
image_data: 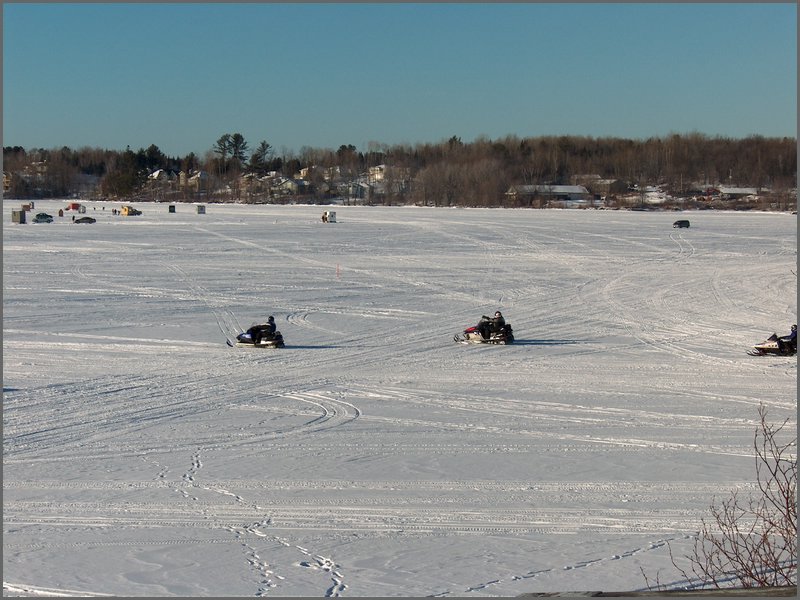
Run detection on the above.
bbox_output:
[454,334,510,345]
[231,339,285,349]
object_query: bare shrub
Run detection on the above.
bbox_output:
[663,404,797,589]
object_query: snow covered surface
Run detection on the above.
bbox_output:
[3,200,797,597]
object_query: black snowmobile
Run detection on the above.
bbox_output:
[232,323,285,348]
[747,331,796,356]
[454,316,514,345]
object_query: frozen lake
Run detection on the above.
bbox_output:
[3,200,797,597]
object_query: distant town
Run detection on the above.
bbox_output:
[4,133,797,212]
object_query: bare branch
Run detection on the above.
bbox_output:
[651,404,797,589]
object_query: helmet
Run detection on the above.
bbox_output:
[495,311,502,317]
[268,316,275,322]
[792,324,797,331]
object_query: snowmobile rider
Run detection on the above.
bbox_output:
[776,324,797,354]
[478,311,505,340]
[248,316,276,345]
[265,316,277,336]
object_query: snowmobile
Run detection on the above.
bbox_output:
[454,316,514,345]
[747,332,796,357]
[231,324,285,348]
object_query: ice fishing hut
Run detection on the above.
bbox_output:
[11,209,26,224]
[168,205,176,213]
[196,205,206,214]
[326,211,336,223]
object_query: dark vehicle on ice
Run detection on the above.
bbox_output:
[232,316,285,348]
[747,325,797,356]
[455,312,514,345]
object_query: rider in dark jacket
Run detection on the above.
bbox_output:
[249,316,276,345]
[478,311,505,339]
[265,316,277,336]
[777,324,797,354]
[489,311,505,334]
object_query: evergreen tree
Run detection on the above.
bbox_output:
[213,134,231,174]
[249,140,272,174]
[229,133,249,170]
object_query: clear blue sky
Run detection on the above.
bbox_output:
[3,2,797,158]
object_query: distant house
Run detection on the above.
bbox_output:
[186,170,209,192]
[275,178,310,196]
[342,181,372,201]
[298,166,322,180]
[571,175,628,197]
[368,164,386,184]
[324,166,342,182]
[718,186,759,199]
[148,169,176,182]
[505,184,592,207]
[367,164,410,187]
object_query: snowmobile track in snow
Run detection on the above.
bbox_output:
[4,204,795,597]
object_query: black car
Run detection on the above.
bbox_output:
[673,219,690,228]
[74,216,96,224]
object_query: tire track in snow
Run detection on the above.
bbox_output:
[1,501,713,536]
[334,385,762,458]
[6,385,364,462]
[667,231,696,263]
[2,582,113,597]
[166,263,242,343]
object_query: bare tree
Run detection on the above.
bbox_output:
[650,404,797,590]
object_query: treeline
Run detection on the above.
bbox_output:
[4,133,796,205]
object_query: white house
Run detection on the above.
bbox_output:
[148,169,176,182]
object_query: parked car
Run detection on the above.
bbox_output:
[74,216,96,224]
[673,219,690,228]
[32,212,54,223]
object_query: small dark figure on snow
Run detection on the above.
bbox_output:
[776,324,797,354]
